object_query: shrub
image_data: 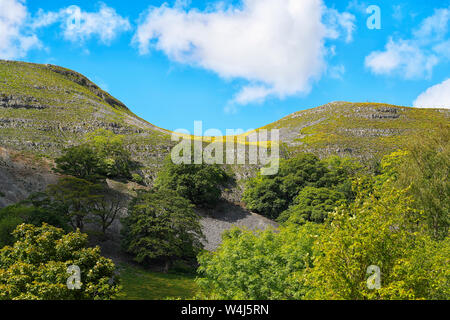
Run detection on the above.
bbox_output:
[0,223,120,300]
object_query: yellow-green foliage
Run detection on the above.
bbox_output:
[0,223,121,300]
[305,184,449,300]
[196,224,320,300]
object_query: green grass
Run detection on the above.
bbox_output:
[116,263,198,300]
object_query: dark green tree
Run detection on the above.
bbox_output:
[54,144,102,181]
[155,156,228,207]
[0,202,69,247]
[121,189,204,272]
[46,177,102,232]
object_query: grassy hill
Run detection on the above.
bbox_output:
[260,101,449,162]
[1,60,449,180]
[0,60,173,183]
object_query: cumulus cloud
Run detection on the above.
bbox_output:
[413,79,450,109]
[133,0,355,105]
[365,7,450,79]
[0,0,41,59]
[32,3,131,44]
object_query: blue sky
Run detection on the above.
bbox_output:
[1,0,449,133]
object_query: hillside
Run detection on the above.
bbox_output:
[0,60,173,184]
[260,101,449,162]
[1,60,449,190]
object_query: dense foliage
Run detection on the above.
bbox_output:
[0,224,120,300]
[393,124,449,240]
[243,153,359,220]
[277,187,346,224]
[54,129,133,182]
[155,156,229,207]
[196,224,319,300]
[197,128,449,300]
[0,203,69,247]
[121,189,205,271]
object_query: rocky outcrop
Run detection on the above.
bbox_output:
[0,94,49,109]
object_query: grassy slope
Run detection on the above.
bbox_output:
[1,60,449,178]
[0,60,173,182]
[261,101,449,161]
[116,263,197,300]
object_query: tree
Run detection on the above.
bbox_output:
[277,187,346,224]
[155,156,229,207]
[305,180,449,300]
[0,223,120,300]
[242,153,357,220]
[196,223,320,300]
[121,189,204,272]
[46,177,102,232]
[84,129,133,179]
[54,129,134,182]
[54,144,102,182]
[91,187,127,235]
[394,124,449,240]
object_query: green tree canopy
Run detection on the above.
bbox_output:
[54,129,133,182]
[46,177,102,232]
[277,186,346,224]
[243,153,360,219]
[196,223,320,300]
[305,177,449,300]
[393,124,449,239]
[0,223,120,300]
[154,156,229,207]
[121,189,205,271]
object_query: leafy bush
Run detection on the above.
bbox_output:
[0,223,120,300]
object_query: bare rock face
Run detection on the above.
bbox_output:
[0,147,58,208]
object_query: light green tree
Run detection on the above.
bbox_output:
[0,223,120,300]
[196,223,320,300]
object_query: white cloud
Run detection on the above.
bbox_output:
[0,0,41,59]
[134,0,355,105]
[413,79,450,109]
[365,38,439,79]
[365,7,450,79]
[33,3,131,44]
